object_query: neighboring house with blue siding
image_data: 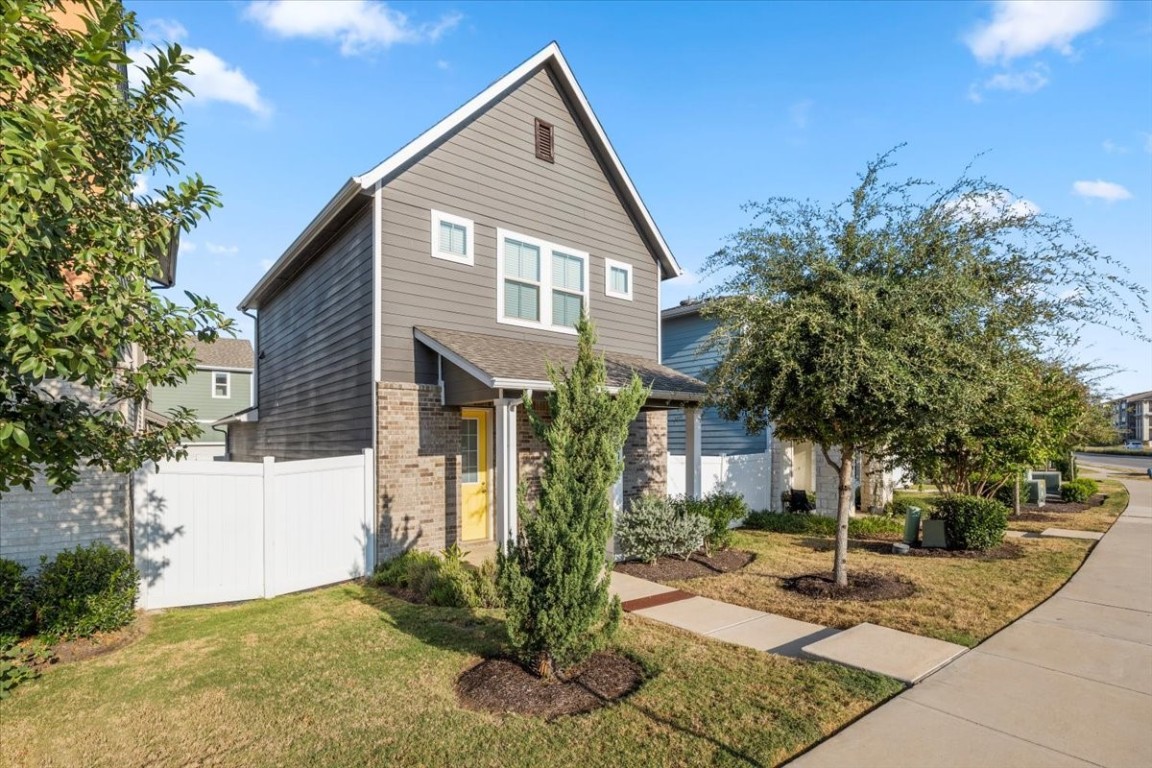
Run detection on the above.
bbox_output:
[149,339,254,460]
[662,301,895,515]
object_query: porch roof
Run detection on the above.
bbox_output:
[414,326,708,403]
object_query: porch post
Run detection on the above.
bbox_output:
[685,406,702,498]
[494,398,520,551]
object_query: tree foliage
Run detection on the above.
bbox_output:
[497,316,647,678]
[1,0,232,492]
[704,147,1145,586]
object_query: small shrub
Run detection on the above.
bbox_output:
[371,550,440,589]
[931,495,1008,551]
[672,491,748,553]
[884,496,933,519]
[469,559,502,609]
[372,550,501,609]
[780,489,817,513]
[743,511,902,538]
[617,495,709,562]
[35,543,139,639]
[0,559,34,638]
[0,637,52,700]
[1052,455,1077,481]
[1059,478,1099,503]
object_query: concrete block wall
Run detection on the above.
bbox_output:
[0,467,130,569]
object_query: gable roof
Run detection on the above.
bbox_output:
[240,42,680,311]
[192,338,254,370]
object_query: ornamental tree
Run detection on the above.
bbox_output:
[705,148,1144,586]
[1,0,232,492]
[497,316,648,679]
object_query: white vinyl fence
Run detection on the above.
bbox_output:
[667,452,771,511]
[133,450,374,610]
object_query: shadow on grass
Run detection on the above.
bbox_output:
[348,582,768,767]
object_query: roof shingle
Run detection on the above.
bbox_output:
[192,338,254,370]
[415,326,707,402]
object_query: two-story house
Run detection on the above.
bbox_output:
[662,300,896,515]
[148,339,253,459]
[225,44,707,562]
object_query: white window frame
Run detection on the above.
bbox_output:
[211,371,231,399]
[430,209,474,266]
[604,258,633,301]
[496,228,589,335]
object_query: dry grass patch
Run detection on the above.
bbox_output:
[667,530,1092,647]
[0,583,901,768]
[1007,479,1129,534]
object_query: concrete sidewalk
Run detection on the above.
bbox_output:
[788,474,1152,768]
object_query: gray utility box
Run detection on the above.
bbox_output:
[903,506,922,545]
[1026,479,1047,507]
[922,519,948,548]
[1029,470,1062,496]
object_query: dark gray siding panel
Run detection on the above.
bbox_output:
[379,65,661,383]
[254,207,374,460]
[663,313,766,456]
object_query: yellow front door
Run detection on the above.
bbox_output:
[460,409,490,541]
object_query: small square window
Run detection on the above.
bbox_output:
[212,371,230,399]
[605,258,633,300]
[430,210,474,265]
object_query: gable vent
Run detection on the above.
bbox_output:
[534,118,554,163]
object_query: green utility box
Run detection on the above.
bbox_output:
[902,506,922,545]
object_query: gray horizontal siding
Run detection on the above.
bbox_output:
[663,313,766,456]
[253,208,374,460]
[379,64,661,384]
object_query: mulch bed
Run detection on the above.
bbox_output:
[904,541,1024,560]
[1016,494,1105,518]
[613,549,754,582]
[27,616,149,670]
[780,571,915,602]
[456,651,645,719]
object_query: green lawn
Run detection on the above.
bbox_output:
[666,528,1096,648]
[0,583,902,768]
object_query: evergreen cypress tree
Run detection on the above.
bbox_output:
[497,316,648,679]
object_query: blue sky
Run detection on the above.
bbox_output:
[127,0,1152,396]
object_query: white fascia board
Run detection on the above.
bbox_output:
[194,364,253,374]
[212,408,259,425]
[413,329,498,388]
[239,179,363,310]
[352,42,681,279]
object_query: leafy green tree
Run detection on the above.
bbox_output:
[705,148,1144,586]
[497,316,647,679]
[1,0,232,492]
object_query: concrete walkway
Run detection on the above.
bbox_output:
[610,572,968,684]
[788,473,1152,768]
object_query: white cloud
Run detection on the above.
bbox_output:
[1102,139,1129,154]
[965,0,1111,65]
[245,1,462,56]
[945,190,1041,221]
[259,258,275,272]
[206,242,240,255]
[969,63,1051,101]
[789,99,813,129]
[1072,179,1132,202]
[436,59,450,71]
[132,175,148,197]
[1145,133,1152,154]
[179,239,197,255]
[128,19,271,117]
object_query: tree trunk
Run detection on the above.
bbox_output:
[1013,472,1021,516]
[833,446,855,588]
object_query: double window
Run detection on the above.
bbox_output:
[212,371,230,398]
[497,229,588,332]
[430,210,474,265]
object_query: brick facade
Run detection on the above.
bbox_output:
[375,382,461,561]
[374,385,671,561]
[623,410,668,507]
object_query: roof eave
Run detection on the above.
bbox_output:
[239,179,364,310]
